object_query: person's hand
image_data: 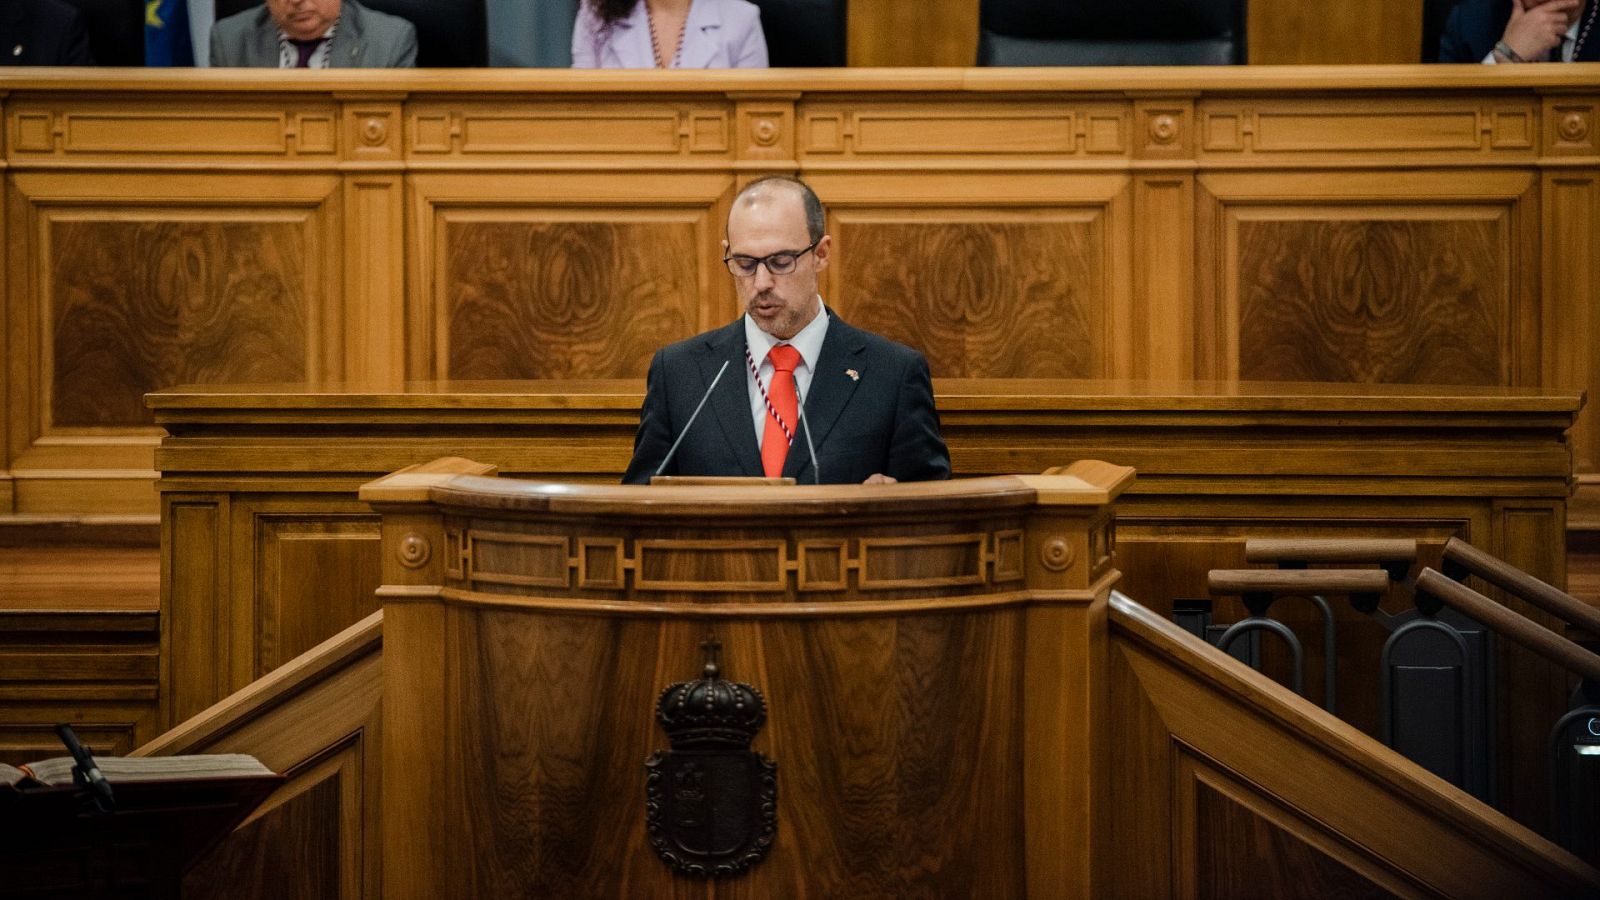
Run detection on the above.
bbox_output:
[1500,0,1580,61]
[862,473,898,485]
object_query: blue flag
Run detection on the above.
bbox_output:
[145,0,195,66]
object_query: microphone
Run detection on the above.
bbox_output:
[55,723,114,812]
[794,390,821,485]
[655,360,731,478]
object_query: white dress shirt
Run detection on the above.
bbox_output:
[743,301,829,449]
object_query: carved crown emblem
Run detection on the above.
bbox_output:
[645,637,777,879]
[655,641,767,750]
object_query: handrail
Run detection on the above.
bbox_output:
[1415,569,1600,685]
[134,610,382,756]
[1443,537,1600,638]
[1246,538,1418,566]
[1208,568,1391,597]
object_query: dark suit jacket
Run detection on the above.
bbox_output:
[1438,0,1599,62]
[1439,0,1513,61]
[623,315,951,484]
[211,0,418,68]
[0,0,93,66]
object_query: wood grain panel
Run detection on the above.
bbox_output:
[1190,768,1400,899]
[834,216,1107,378]
[1235,217,1506,384]
[735,612,1025,898]
[166,499,226,727]
[445,605,1027,897]
[442,218,700,380]
[50,218,310,427]
[0,722,141,767]
[183,772,341,900]
[1542,173,1598,477]
[452,611,671,897]
[847,0,978,66]
[256,516,382,676]
[1249,0,1422,63]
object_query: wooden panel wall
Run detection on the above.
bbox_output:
[846,0,1426,66]
[11,74,1596,764]
[2,69,1592,528]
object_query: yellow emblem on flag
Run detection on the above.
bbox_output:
[145,0,165,28]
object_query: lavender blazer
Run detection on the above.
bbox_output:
[571,0,768,69]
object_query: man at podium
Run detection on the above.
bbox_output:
[623,176,950,485]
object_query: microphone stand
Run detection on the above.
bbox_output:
[56,723,115,813]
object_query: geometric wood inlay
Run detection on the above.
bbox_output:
[444,219,699,379]
[454,527,1030,595]
[859,533,986,589]
[1236,217,1506,385]
[836,218,1106,379]
[51,218,309,427]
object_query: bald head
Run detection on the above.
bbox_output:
[730,177,825,244]
[723,177,830,340]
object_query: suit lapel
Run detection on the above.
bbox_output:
[675,0,721,69]
[702,322,763,476]
[605,3,653,68]
[249,11,279,66]
[784,315,866,480]
[330,3,366,66]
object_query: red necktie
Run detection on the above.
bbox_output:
[760,345,802,478]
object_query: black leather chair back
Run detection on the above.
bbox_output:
[365,0,487,67]
[212,0,488,67]
[60,0,144,65]
[1420,0,1466,62]
[978,0,1247,65]
[748,0,847,67]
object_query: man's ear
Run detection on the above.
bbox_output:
[812,234,832,272]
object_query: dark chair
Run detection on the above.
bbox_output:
[977,0,1247,66]
[365,0,487,67]
[60,0,144,65]
[212,0,488,67]
[1420,0,1466,62]
[749,0,847,67]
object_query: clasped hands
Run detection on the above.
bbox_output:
[1497,0,1580,61]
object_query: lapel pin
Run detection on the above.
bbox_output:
[12,45,22,57]
[845,368,859,382]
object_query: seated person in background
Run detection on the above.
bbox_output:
[572,0,768,68]
[0,0,94,65]
[212,0,417,67]
[1438,0,1597,62]
[623,177,949,485]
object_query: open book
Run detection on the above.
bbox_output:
[1,753,273,789]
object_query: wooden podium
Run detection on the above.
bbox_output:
[361,459,1133,898]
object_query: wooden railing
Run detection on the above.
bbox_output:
[133,612,382,900]
[1107,592,1600,898]
[1203,538,1600,868]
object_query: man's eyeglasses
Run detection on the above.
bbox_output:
[723,237,821,277]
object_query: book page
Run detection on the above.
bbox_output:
[20,754,272,787]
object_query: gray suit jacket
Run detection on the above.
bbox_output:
[211,0,417,68]
[623,315,951,484]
